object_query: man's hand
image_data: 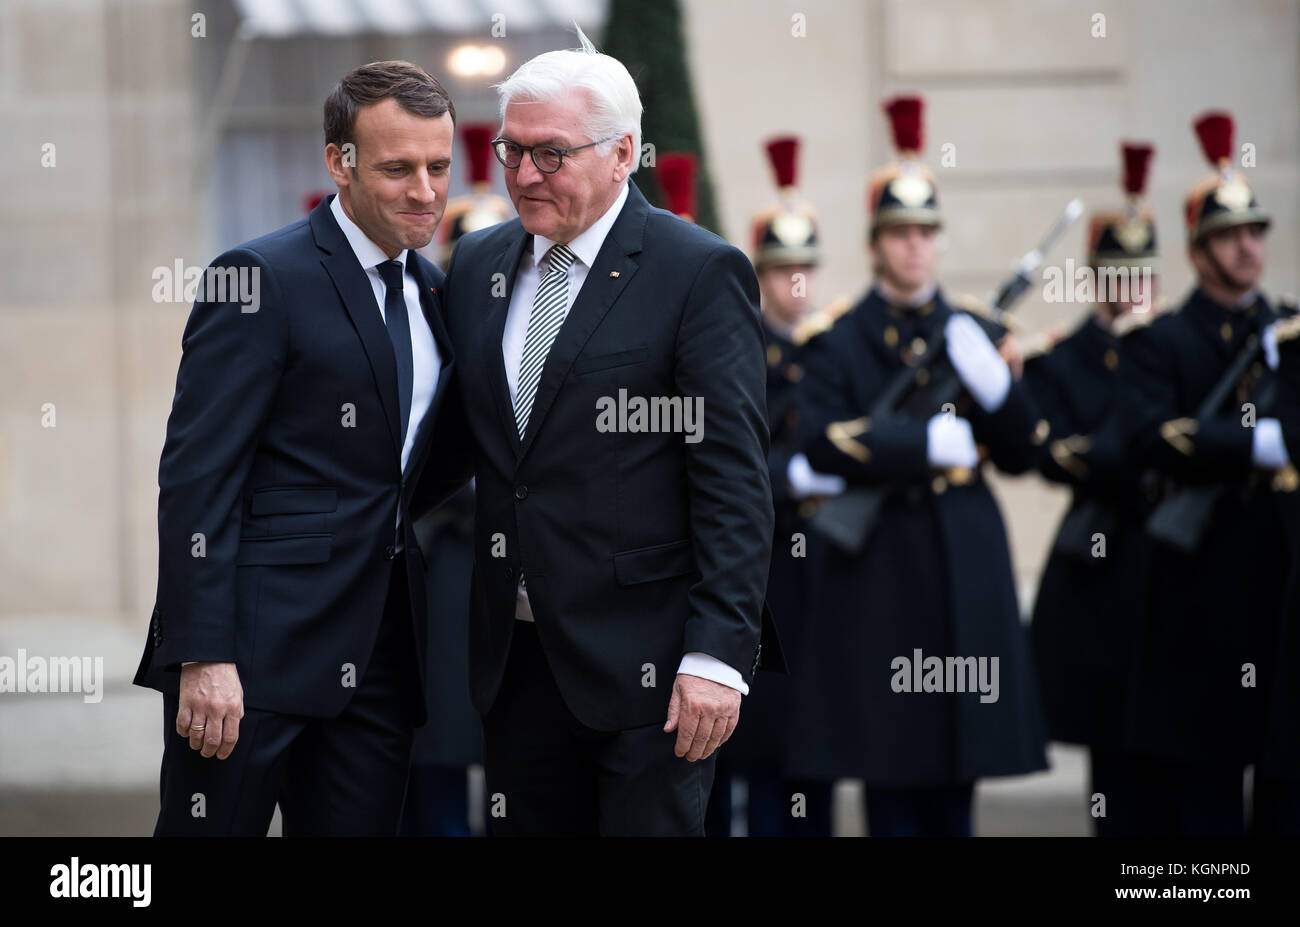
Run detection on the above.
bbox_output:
[663,674,741,762]
[176,661,244,760]
[997,332,1024,380]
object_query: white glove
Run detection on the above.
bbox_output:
[1263,322,1280,371]
[945,313,1011,412]
[787,453,847,498]
[1252,418,1290,469]
[926,414,978,469]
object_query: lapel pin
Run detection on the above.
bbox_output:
[609,271,620,278]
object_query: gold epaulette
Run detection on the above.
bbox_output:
[953,293,1019,333]
[1274,314,1300,345]
[794,295,853,345]
[1021,325,1069,362]
[1114,310,1156,339]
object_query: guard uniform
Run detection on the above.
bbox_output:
[1259,314,1300,835]
[1112,111,1287,835]
[1023,143,1159,835]
[786,97,1047,836]
[705,137,834,836]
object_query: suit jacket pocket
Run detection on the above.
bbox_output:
[236,533,332,566]
[613,538,695,585]
[573,345,648,376]
[249,487,338,515]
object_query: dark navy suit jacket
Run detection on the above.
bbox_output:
[134,195,459,723]
[420,182,782,732]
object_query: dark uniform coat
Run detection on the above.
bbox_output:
[1113,288,1290,769]
[410,485,482,768]
[1023,315,1152,748]
[722,321,820,770]
[786,287,1048,787]
[1260,318,1300,782]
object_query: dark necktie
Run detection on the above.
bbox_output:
[376,259,413,447]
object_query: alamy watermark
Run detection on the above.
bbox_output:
[890,648,1000,703]
[1042,260,1154,308]
[595,390,704,444]
[152,260,261,312]
[0,649,104,703]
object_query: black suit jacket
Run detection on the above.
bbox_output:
[427,182,779,731]
[133,195,457,723]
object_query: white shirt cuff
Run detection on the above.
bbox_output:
[677,652,749,695]
[1253,418,1290,469]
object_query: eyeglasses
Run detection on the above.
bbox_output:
[491,135,619,174]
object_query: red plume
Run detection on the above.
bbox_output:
[1121,142,1154,196]
[657,152,698,220]
[1193,112,1234,167]
[302,190,328,214]
[883,96,923,154]
[462,123,496,186]
[765,136,799,189]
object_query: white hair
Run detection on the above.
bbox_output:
[495,25,643,172]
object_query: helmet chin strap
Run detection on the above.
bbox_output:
[1200,240,1252,298]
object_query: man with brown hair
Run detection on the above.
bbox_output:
[133,61,464,835]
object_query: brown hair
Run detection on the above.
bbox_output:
[323,60,456,149]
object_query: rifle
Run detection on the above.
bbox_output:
[1145,331,1263,553]
[811,199,1084,556]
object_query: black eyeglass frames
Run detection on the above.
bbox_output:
[490,135,620,174]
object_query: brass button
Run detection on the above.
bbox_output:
[915,368,930,386]
[884,325,899,347]
[1221,322,1233,342]
[910,337,927,357]
[1104,348,1118,371]
[931,475,948,494]
[766,344,782,366]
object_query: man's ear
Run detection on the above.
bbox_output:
[614,134,636,181]
[325,142,352,188]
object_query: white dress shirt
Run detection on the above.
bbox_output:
[331,194,441,474]
[501,183,748,695]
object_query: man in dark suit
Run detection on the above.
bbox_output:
[423,33,777,836]
[133,61,463,835]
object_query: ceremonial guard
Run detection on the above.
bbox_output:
[401,123,511,836]
[705,138,835,836]
[1113,111,1291,835]
[786,97,1047,836]
[1260,312,1300,836]
[1023,143,1160,836]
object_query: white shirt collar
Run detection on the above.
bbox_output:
[529,182,629,271]
[330,193,408,274]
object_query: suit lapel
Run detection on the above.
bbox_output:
[314,199,403,465]
[483,229,531,457]
[516,185,648,461]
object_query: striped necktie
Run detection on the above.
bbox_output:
[515,243,577,438]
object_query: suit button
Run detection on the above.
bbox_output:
[504,566,514,581]
[384,545,397,560]
[931,475,948,494]
[514,485,528,500]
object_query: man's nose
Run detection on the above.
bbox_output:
[515,154,544,187]
[408,171,438,203]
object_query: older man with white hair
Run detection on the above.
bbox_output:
[418,30,780,835]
